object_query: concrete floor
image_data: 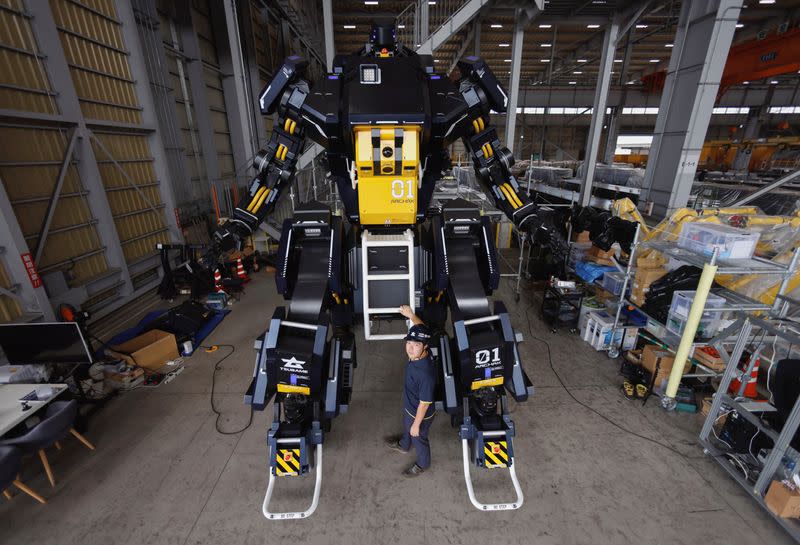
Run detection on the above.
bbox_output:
[0,272,794,545]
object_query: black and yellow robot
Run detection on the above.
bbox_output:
[210,23,556,518]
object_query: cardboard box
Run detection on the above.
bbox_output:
[693,346,725,372]
[587,246,616,265]
[634,267,667,287]
[107,330,179,372]
[766,481,800,518]
[637,253,666,270]
[104,367,145,390]
[701,396,713,416]
[641,344,691,376]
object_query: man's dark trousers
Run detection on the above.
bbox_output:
[399,412,434,469]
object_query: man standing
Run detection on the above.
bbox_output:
[385,304,437,477]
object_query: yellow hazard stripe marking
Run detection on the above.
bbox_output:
[502,183,523,208]
[484,447,506,467]
[247,187,267,212]
[471,376,504,390]
[277,384,310,395]
[498,184,519,209]
[275,448,301,476]
[250,188,270,213]
[488,441,509,462]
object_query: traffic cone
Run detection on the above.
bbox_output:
[730,354,760,399]
[236,257,251,283]
[213,268,226,293]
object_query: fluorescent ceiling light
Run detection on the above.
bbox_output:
[343,25,356,29]
[541,43,552,47]
[587,24,600,29]
[743,81,750,84]
[504,59,512,62]
[540,59,551,63]
[428,1,437,4]
[491,24,502,28]
[635,24,648,29]
[364,1,378,5]
[736,23,744,28]
[398,24,405,29]
[499,43,510,47]
[665,43,673,47]
[538,24,552,28]
[569,81,577,85]
[649,59,660,63]
[770,80,779,84]
[577,59,588,63]
[434,59,440,63]
[759,0,776,4]
[573,71,582,74]
[614,59,622,63]
[627,81,636,84]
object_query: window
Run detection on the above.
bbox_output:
[622,107,659,115]
[713,107,750,114]
[769,106,800,114]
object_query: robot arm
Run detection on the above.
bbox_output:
[211,56,310,256]
[445,57,550,236]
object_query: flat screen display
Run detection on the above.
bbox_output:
[0,322,93,365]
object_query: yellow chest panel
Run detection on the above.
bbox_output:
[354,125,420,225]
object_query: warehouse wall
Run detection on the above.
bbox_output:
[0,0,325,323]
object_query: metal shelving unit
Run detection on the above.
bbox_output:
[606,235,800,378]
[699,313,800,543]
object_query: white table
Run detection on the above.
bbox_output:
[0,383,68,437]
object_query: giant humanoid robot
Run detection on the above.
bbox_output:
[211,24,551,518]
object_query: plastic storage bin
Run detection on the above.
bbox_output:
[677,222,759,260]
[568,242,592,268]
[582,310,638,351]
[666,290,726,339]
[601,271,628,296]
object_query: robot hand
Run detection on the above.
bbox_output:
[202,221,244,267]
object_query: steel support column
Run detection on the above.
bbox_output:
[209,0,258,186]
[579,18,619,207]
[603,29,633,164]
[175,2,221,184]
[474,15,481,56]
[25,0,135,299]
[118,0,182,241]
[237,0,268,148]
[504,10,525,152]
[0,181,55,321]
[642,0,743,218]
[322,0,335,71]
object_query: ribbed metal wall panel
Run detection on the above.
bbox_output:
[0,129,109,286]
[50,0,143,124]
[192,0,235,179]
[0,258,22,322]
[90,131,168,264]
[0,0,58,113]
[159,8,207,188]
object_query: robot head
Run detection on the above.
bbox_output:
[368,22,397,57]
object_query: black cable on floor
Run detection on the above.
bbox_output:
[200,344,254,435]
[523,305,688,460]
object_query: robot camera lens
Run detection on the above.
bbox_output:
[381,146,393,158]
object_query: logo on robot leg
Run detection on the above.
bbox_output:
[281,356,308,374]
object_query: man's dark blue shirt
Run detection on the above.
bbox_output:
[403,354,436,419]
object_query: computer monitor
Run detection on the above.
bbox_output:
[0,322,93,365]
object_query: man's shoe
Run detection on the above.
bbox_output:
[403,463,426,477]
[384,435,408,453]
